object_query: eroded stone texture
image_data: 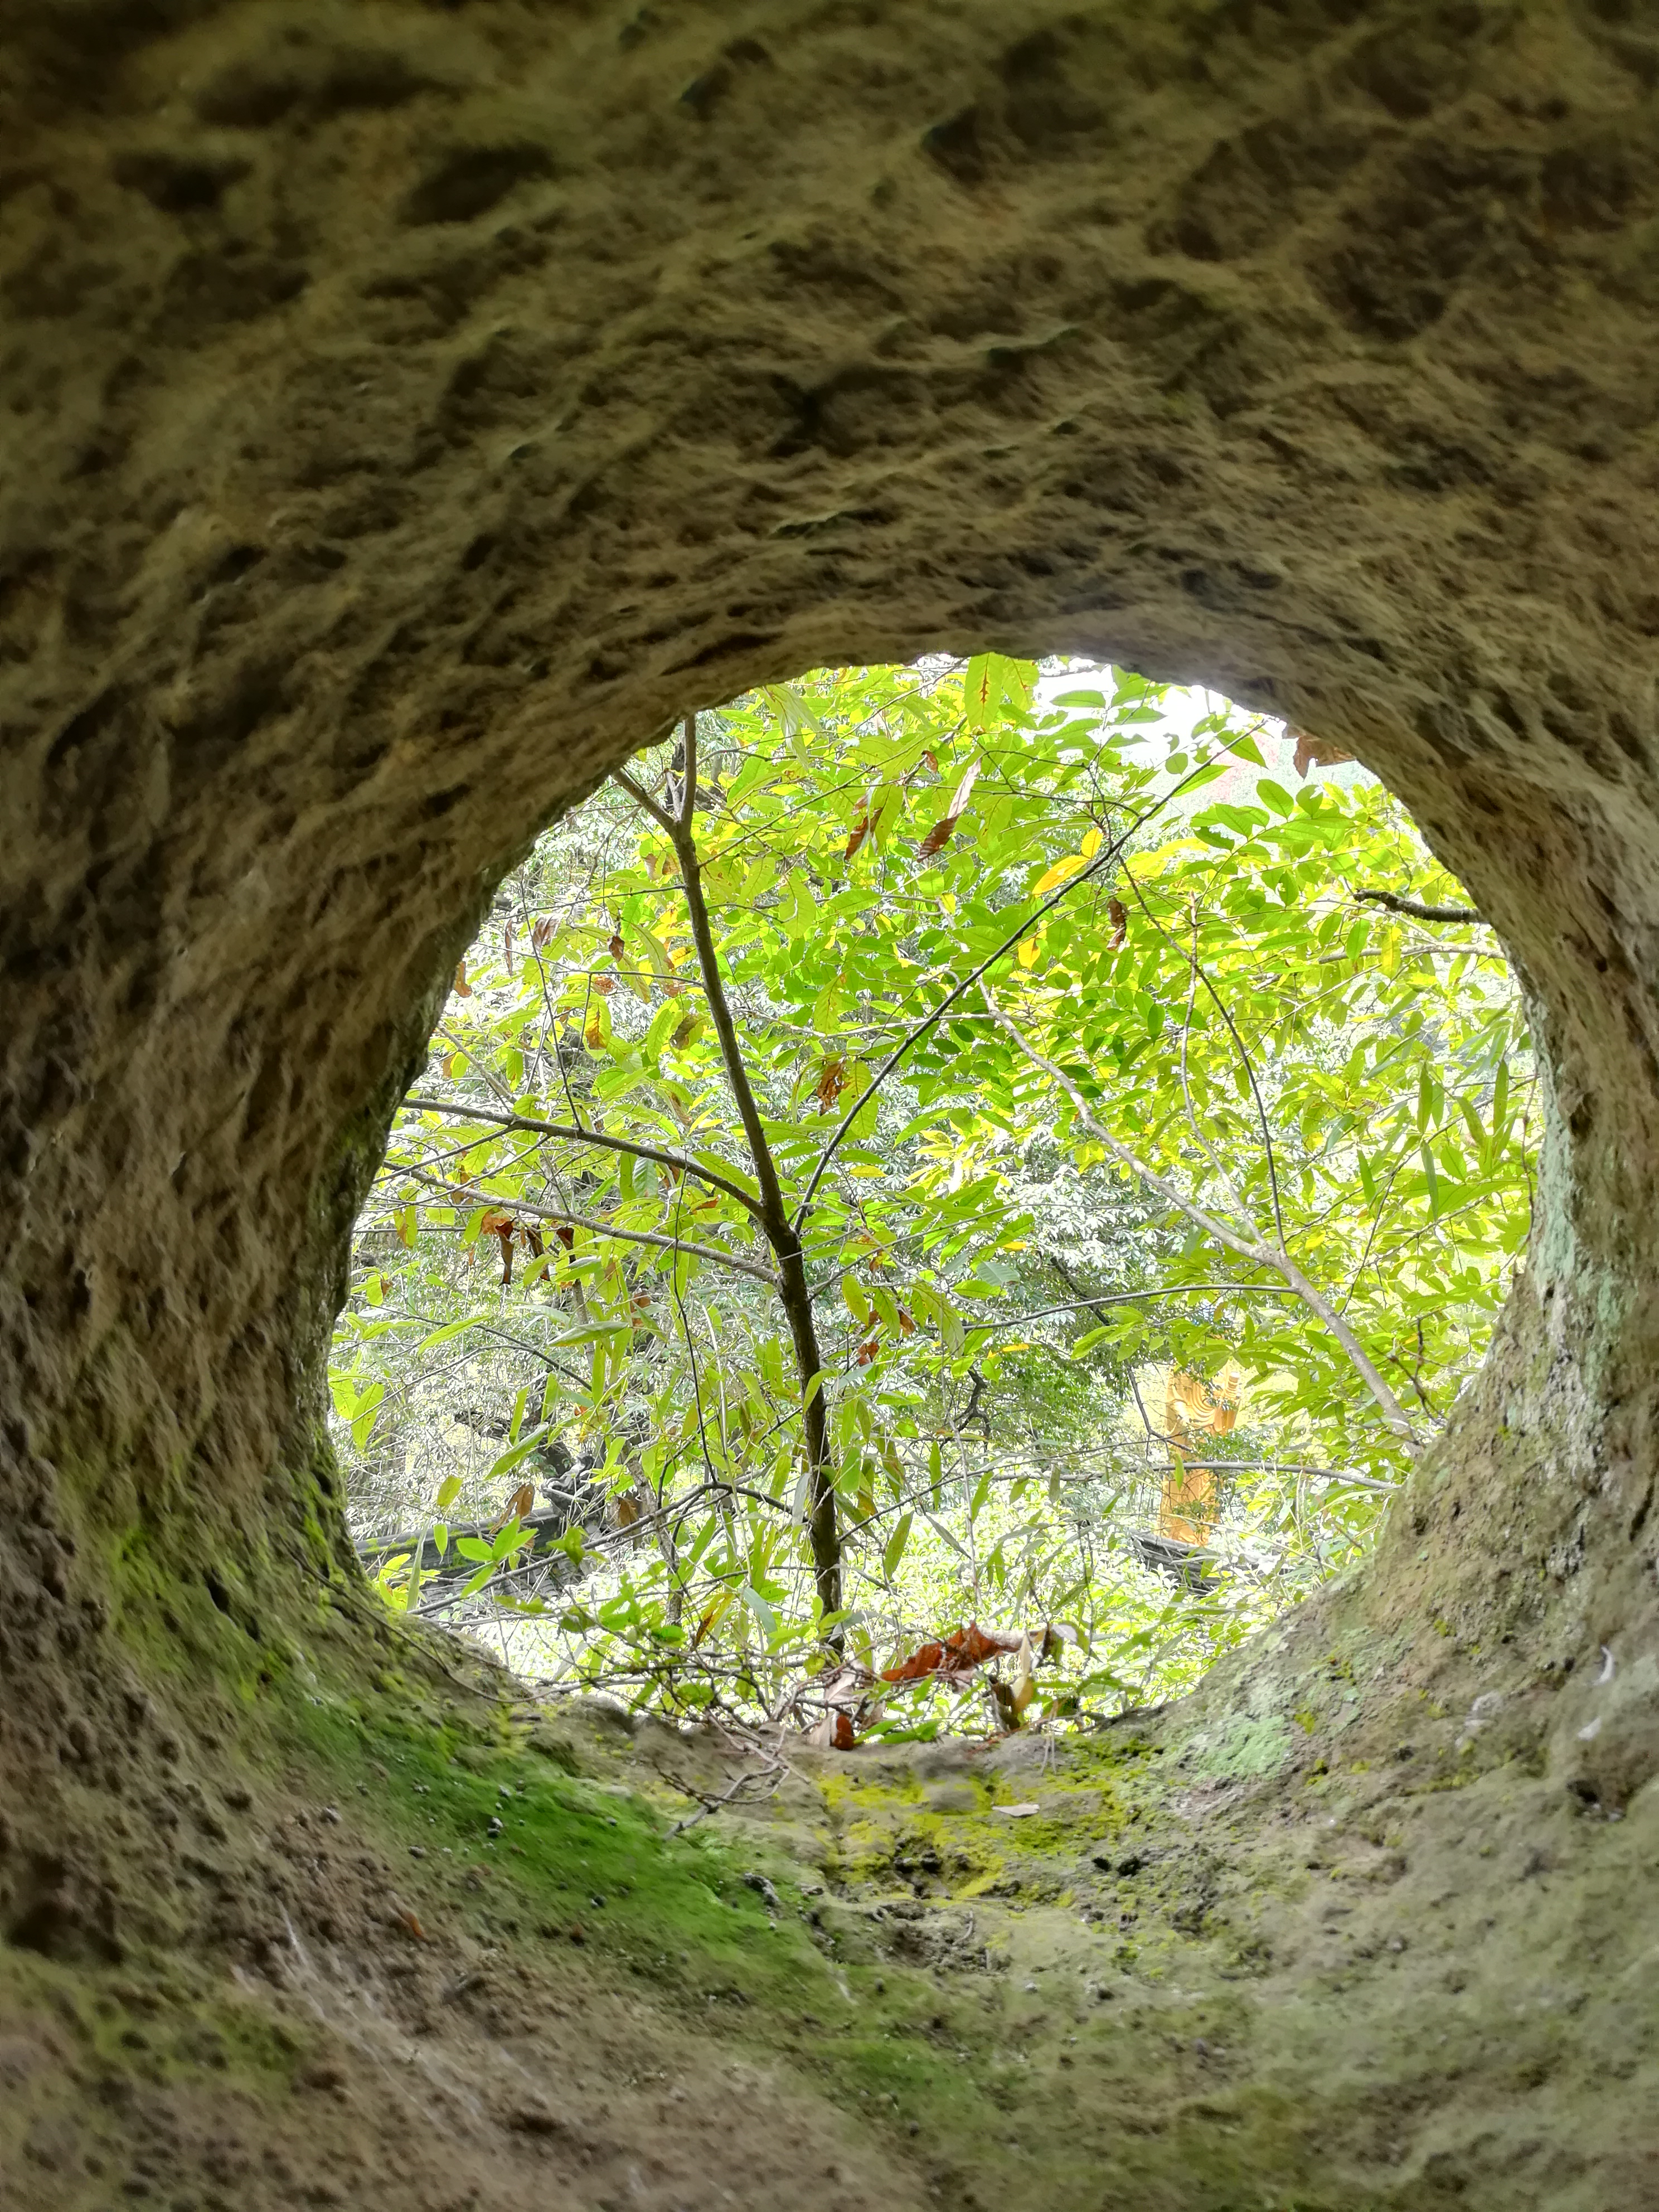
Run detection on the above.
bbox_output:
[1,0,1658,2108]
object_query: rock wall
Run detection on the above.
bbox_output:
[2,0,1658,1933]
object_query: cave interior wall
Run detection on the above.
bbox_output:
[0,0,1657,1979]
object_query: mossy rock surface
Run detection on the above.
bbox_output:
[4,1614,1653,2211]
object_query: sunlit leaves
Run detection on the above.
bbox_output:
[328,652,1532,1733]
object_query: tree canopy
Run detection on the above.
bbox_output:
[330,658,1532,1739]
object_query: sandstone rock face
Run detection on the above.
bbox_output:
[1,3,1657,2171]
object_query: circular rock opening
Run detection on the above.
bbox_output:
[329,656,1531,1738]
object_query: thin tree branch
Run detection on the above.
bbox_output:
[613,764,678,837]
[400,1096,765,1222]
[982,987,1423,1452]
[396,1167,780,1287]
[367,1305,586,1383]
[1356,889,1485,925]
[1175,904,1253,1225]
[678,711,698,832]
[792,733,1268,1232]
[615,735,843,1627]
[435,1025,516,1109]
[668,1187,722,1495]
[979,1284,1304,1331]
[1123,865,1285,1248]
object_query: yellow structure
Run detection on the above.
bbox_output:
[1158,1366,1243,1545]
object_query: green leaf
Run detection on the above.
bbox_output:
[350,1384,385,1451]
[739,1584,778,1639]
[484,1423,560,1482]
[882,1512,913,1579]
[415,1313,487,1354]
[550,1321,632,1348]
[963,652,1037,731]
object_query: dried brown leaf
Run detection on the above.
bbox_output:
[814,1057,848,1112]
[1290,726,1354,778]
[918,757,981,857]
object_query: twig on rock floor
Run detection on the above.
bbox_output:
[665,1754,787,1837]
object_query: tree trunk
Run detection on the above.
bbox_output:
[2,2,1657,2201]
[619,740,846,1627]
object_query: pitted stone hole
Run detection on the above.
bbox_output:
[328,657,1529,1731]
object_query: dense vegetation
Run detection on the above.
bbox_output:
[329,659,1532,1738]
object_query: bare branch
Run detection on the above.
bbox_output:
[666,1754,786,1837]
[678,711,698,832]
[613,764,679,836]
[1356,889,1485,925]
[1118,866,1285,1247]
[400,1095,765,1222]
[978,1284,1304,1332]
[397,1167,779,1286]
